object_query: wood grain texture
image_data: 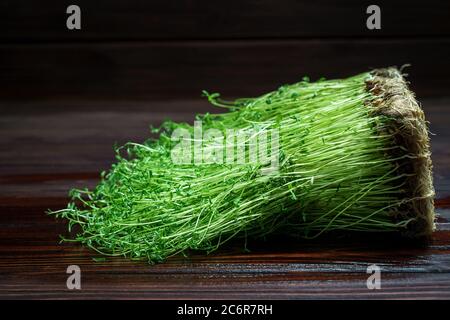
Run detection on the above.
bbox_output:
[1,0,450,41]
[0,98,449,299]
[1,39,450,101]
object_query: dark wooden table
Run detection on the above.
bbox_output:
[1,98,449,299]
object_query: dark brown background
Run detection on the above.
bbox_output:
[0,0,450,299]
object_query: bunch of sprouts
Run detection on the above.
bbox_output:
[51,68,434,263]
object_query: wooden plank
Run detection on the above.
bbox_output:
[1,39,450,101]
[0,98,449,198]
[0,201,449,299]
[0,99,449,299]
[0,98,446,200]
[1,0,450,41]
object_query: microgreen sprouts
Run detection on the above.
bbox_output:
[50,70,431,263]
